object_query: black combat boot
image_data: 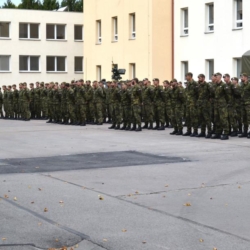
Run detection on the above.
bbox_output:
[165,122,169,128]
[120,124,126,130]
[157,123,165,130]
[46,119,52,123]
[221,134,229,140]
[130,124,136,131]
[109,124,116,129]
[142,123,148,129]
[196,132,206,138]
[153,122,159,130]
[170,129,178,135]
[80,122,86,126]
[115,124,120,130]
[247,133,250,139]
[176,130,183,135]
[183,130,191,136]
[205,133,212,139]
[148,122,153,130]
[211,134,221,139]
[135,125,142,132]
[230,130,238,137]
[239,127,248,138]
[190,129,198,137]
[125,124,131,131]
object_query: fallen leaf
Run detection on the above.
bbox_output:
[75,244,78,248]
[55,239,59,242]
[59,201,64,204]
[213,248,217,250]
[13,197,17,201]
[2,238,6,241]
[210,197,213,200]
[70,248,74,250]
[142,241,147,244]
[135,191,139,194]
[44,208,48,212]
[61,247,67,250]
[82,186,86,189]
[122,229,127,232]
[31,201,34,204]
[98,195,104,200]
[188,193,191,196]
[165,185,169,187]
[38,188,42,191]
[162,195,166,198]
[199,239,204,242]
[127,194,133,197]
[103,239,108,242]
[28,186,31,189]
[238,186,241,189]
[38,222,42,226]
[183,203,191,206]
[4,195,9,198]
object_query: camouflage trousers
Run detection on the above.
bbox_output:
[227,105,238,131]
[198,105,211,134]
[86,102,94,121]
[171,105,184,130]
[154,103,165,124]
[41,99,48,117]
[111,103,122,125]
[61,102,67,122]
[143,103,154,123]
[34,101,41,118]
[30,102,35,118]
[53,103,61,121]
[93,102,103,124]
[0,103,3,117]
[122,105,132,125]
[242,104,250,131]
[106,103,112,120]
[235,104,242,131]
[23,102,30,119]
[3,101,9,117]
[48,102,54,120]
[102,102,106,120]
[132,104,141,126]
[67,103,76,123]
[165,104,172,125]
[75,103,86,123]
[214,105,229,135]
[186,104,199,132]
[13,102,19,118]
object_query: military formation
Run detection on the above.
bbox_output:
[1,72,250,140]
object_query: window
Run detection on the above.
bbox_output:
[97,65,102,81]
[0,22,10,38]
[206,3,214,32]
[19,56,39,72]
[234,0,243,28]
[96,20,102,44]
[129,13,136,39]
[112,17,118,41]
[74,25,83,41]
[46,24,66,40]
[19,23,39,39]
[75,57,83,72]
[234,58,242,78]
[130,63,136,78]
[206,59,214,80]
[46,56,66,72]
[181,8,189,35]
[0,56,10,71]
[181,61,188,81]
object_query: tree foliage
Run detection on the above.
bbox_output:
[1,0,16,8]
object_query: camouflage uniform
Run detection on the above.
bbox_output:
[7,89,14,118]
[121,88,132,130]
[85,85,94,123]
[154,85,165,130]
[93,86,104,124]
[75,85,86,126]
[40,86,48,118]
[13,89,19,119]
[142,85,154,129]
[34,87,41,118]
[22,86,31,120]
[61,87,67,123]
[66,87,76,124]
[131,83,142,131]
[3,88,8,118]
[53,88,61,123]
[164,86,172,128]
[0,90,3,118]
[240,81,250,137]
[29,88,35,118]
[234,84,242,133]
[109,86,122,129]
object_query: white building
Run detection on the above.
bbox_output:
[0,9,84,87]
[174,0,249,82]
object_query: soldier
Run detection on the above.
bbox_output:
[18,83,24,119]
[40,83,48,119]
[29,83,35,119]
[120,83,131,130]
[184,72,199,137]
[52,84,61,123]
[75,80,87,126]
[130,78,142,131]
[85,80,94,124]
[142,78,154,129]
[0,88,3,118]
[223,74,239,136]
[170,79,185,135]
[65,83,76,125]
[46,82,54,123]
[239,73,250,138]
[196,74,212,138]
[211,73,229,140]
[99,81,107,123]
[106,81,112,123]
[22,83,31,121]
[231,77,242,134]
[209,74,217,134]
[34,82,41,119]
[7,86,14,119]
[12,85,19,119]
[163,80,172,129]
[93,81,104,125]
[60,82,68,124]
[109,81,122,129]
[153,78,165,130]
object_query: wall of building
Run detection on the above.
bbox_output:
[0,9,83,87]
[174,0,250,82]
[84,0,172,82]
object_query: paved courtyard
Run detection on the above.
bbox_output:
[0,120,250,250]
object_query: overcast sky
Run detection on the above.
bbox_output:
[0,0,62,6]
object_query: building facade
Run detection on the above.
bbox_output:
[84,0,173,82]
[0,9,84,87]
[174,0,248,82]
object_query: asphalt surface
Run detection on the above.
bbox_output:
[0,119,250,250]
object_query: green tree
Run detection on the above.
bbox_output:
[42,0,59,10]
[17,0,42,10]
[60,0,83,12]
[1,0,16,8]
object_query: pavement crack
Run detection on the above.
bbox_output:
[43,174,250,244]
